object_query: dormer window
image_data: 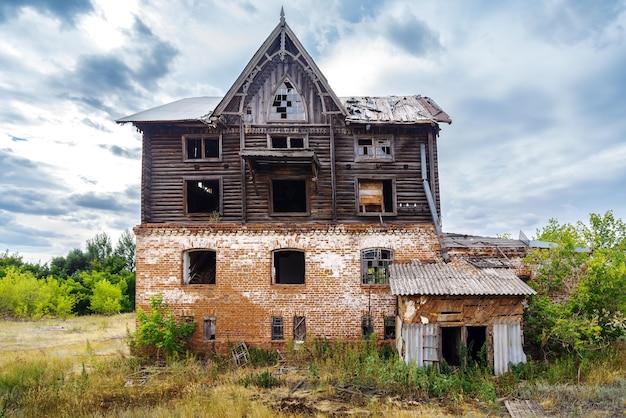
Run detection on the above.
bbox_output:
[269,79,306,121]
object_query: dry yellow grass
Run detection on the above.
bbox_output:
[0,313,134,365]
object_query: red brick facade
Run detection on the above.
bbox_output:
[135,223,442,352]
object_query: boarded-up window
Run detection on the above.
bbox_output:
[269,79,306,120]
[273,250,305,284]
[293,316,306,341]
[183,250,216,284]
[272,316,284,340]
[204,316,216,340]
[361,248,393,284]
[186,179,221,214]
[357,179,395,214]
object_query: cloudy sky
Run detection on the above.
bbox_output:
[2,0,625,263]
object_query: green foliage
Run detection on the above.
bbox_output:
[524,211,626,360]
[240,370,282,389]
[131,296,196,360]
[89,279,123,315]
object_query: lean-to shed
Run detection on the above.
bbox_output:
[389,259,536,375]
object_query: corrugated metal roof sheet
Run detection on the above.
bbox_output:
[443,233,529,249]
[389,260,536,296]
[340,95,451,125]
[115,97,222,124]
[116,95,451,125]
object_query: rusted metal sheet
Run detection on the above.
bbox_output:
[340,95,451,125]
[389,260,536,296]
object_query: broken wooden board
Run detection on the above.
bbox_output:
[504,399,546,417]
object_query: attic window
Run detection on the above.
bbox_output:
[269,79,306,121]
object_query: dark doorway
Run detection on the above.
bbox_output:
[466,326,487,364]
[441,326,461,366]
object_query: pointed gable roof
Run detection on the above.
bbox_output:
[212,9,346,118]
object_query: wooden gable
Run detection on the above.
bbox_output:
[213,9,346,125]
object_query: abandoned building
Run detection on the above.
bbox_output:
[117,11,535,374]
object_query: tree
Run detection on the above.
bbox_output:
[524,211,626,360]
[89,279,123,315]
[114,229,136,272]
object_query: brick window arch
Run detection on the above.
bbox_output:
[361,248,393,284]
[272,249,305,284]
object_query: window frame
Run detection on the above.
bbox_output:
[182,134,222,162]
[354,135,394,162]
[182,249,217,285]
[272,249,306,285]
[361,315,374,339]
[268,77,307,122]
[203,316,216,341]
[293,316,306,342]
[355,176,397,216]
[184,176,223,216]
[384,316,396,340]
[267,133,308,149]
[271,316,284,340]
[270,176,310,216]
[361,248,394,285]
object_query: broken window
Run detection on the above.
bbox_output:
[183,250,216,284]
[271,178,308,214]
[356,137,392,160]
[183,135,221,160]
[273,250,305,284]
[293,316,306,341]
[186,178,221,214]
[384,316,396,340]
[357,178,395,214]
[269,135,305,149]
[271,316,284,340]
[204,316,216,340]
[361,248,393,285]
[361,315,374,339]
[269,79,306,121]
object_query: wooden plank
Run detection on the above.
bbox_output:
[504,400,546,417]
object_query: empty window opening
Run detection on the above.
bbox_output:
[362,315,374,339]
[186,179,220,214]
[184,136,220,160]
[270,135,305,149]
[273,250,305,284]
[293,316,306,341]
[384,316,396,340]
[358,179,394,214]
[361,248,393,285]
[271,179,307,214]
[466,326,487,364]
[184,250,216,285]
[441,326,462,367]
[269,79,306,120]
[357,137,392,160]
[204,317,216,340]
[272,316,284,340]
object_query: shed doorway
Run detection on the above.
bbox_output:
[441,326,461,366]
[466,326,487,364]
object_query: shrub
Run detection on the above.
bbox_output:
[130,296,196,361]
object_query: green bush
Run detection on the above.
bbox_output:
[130,296,196,361]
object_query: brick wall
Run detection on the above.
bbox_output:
[134,222,441,353]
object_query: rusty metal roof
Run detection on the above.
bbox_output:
[116,97,221,124]
[340,95,451,125]
[443,233,529,249]
[389,260,536,296]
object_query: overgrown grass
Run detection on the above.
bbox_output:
[1,317,624,417]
